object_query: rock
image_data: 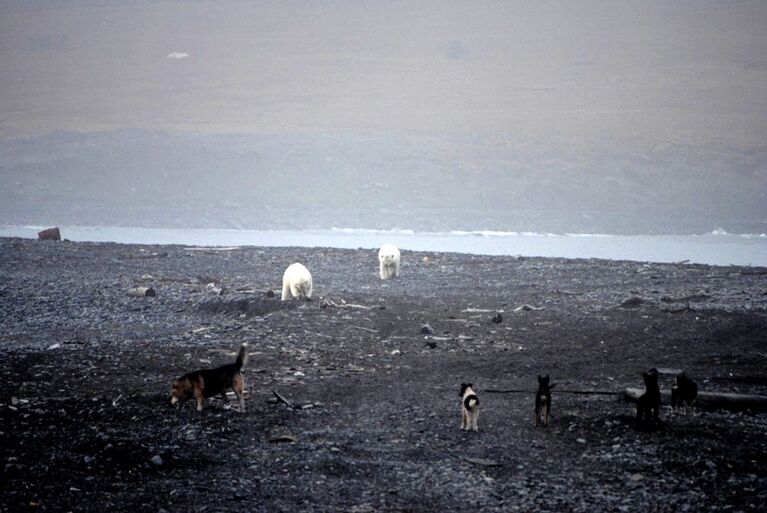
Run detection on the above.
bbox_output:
[491,312,503,324]
[620,297,644,308]
[150,455,163,466]
[425,341,438,349]
[265,290,275,298]
[420,324,434,335]
[37,227,61,241]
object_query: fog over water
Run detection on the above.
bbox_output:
[1,1,766,249]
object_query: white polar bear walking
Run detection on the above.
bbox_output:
[378,243,401,280]
[281,262,313,300]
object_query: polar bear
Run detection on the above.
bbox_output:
[378,243,401,280]
[281,262,313,300]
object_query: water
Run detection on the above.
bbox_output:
[1,225,765,267]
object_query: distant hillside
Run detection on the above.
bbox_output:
[1,130,765,234]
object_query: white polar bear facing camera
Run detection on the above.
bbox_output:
[378,243,401,280]
[281,262,313,300]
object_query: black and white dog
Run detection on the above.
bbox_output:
[460,383,480,432]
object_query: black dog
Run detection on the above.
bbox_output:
[534,375,556,427]
[671,372,698,415]
[636,369,661,427]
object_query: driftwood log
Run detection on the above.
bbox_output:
[37,227,61,241]
[272,390,295,409]
[127,287,156,297]
[621,388,767,412]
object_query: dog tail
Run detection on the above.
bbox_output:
[464,394,479,410]
[235,343,249,369]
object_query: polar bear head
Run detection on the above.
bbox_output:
[378,243,400,263]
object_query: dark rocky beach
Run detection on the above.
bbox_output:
[1,237,766,512]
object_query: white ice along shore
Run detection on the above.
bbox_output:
[1,225,766,267]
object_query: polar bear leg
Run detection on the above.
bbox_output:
[290,278,313,299]
[281,280,292,300]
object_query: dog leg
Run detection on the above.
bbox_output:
[544,405,549,426]
[193,387,205,412]
[233,374,245,412]
[461,409,467,430]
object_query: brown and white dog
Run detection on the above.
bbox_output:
[170,343,248,412]
[460,383,480,431]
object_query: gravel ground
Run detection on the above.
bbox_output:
[1,237,766,512]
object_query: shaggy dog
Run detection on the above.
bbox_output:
[534,375,556,427]
[460,383,480,432]
[636,369,661,427]
[281,262,313,300]
[170,343,248,411]
[378,243,401,280]
[671,372,698,415]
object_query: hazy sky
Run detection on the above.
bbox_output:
[2,0,767,148]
